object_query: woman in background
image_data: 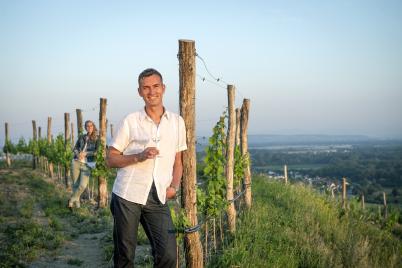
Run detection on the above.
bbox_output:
[68,120,99,209]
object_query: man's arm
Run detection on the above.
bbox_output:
[106,146,159,168]
[166,151,183,199]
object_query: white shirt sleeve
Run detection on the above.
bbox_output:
[109,116,130,153]
[177,116,188,152]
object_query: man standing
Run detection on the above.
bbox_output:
[107,68,187,268]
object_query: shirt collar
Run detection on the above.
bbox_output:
[139,107,170,122]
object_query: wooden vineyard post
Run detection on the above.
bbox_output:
[240,99,252,209]
[383,192,388,219]
[226,85,237,234]
[284,165,288,184]
[235,108,241,147]
[361,194,365,210]
[98,98,108,208]
[178,39,204,268]
[234,108,242,203]
[204,221,208,263]
[4,123,11,167]
[38,126,43,171]
[47,117,54,178]
[76,109,84,136]
[110,123,114,139]
[32,120,37,169]
[342,177,347,210]
[64,113,71,188]
[71,122,75,148]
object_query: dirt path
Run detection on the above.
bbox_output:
[30,232,109,268]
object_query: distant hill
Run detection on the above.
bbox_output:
[248,134,384,147]
[196,134,401,151]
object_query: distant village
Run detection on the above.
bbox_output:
[257,168,353,197]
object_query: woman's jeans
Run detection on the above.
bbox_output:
[69,160,91,207]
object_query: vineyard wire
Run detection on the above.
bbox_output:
[196,52,245,99]
[172,182,251,234]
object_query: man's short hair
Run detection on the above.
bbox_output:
[138,68,163,86]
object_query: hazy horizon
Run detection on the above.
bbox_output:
[1,1,401,144]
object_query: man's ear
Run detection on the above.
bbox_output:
[138,87,143,97]
[162,84,166,94]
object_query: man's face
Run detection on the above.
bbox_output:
[138,74,165,108]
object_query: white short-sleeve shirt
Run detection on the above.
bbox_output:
[109,109,187,204]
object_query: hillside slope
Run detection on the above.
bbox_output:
[211,176,402,268]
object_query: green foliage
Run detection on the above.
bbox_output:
[233,145,247,191]
[199,115,228,218]
[16,137,30,154]
[91,140,112,178]
[2,140,16,154]
[170,207,191,240]
[47,134,74,167]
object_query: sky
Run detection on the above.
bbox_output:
[1,0,402,144]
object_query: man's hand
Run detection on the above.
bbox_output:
[106,146,160,168]
[140,147,159,161]
[166,186,177,200]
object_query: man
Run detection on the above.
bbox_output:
[106,68,187,268]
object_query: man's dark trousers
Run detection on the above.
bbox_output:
[110,183,176,268]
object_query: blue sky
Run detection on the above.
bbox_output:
[1,0,401,144]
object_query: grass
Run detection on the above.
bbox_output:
[67,258,84,266]
[210,175,402,268]
[0,167,116,267]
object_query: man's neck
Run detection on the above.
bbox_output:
[144,105,165,124]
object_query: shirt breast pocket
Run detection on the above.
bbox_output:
[123,127,150,155]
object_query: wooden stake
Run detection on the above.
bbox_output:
[235,108,241,147]
[71,122,75,147]
[64,113,71,188]
[178,39,203,268]
[76,109,84,136]
[213,218,217,252]
[38,127,42,140]
[47,117,54,178]
[110,123,114,139]
[204,221,208,263]
[226,85,237,233]
[284,165,288,184]
[383,192,388,219]
[98,98,108,208]
[240,99,252,209]
[220,213,223,245]
[342,177,347,210]
[5,122,11,167]
[32,120,37,169]
[361,194,365,210]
